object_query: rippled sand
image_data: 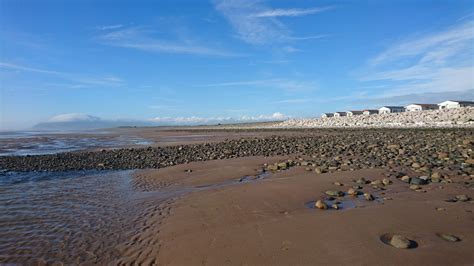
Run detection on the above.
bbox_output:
[0,170,170,265]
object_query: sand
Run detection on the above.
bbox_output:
[123,156,474,265]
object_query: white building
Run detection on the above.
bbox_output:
[362,109,378,116]
[438,100,474,110]
[379,106,405,114]
[405,103,438,112]
[347,111,363,117]
[321,113,334,118]
[333,112,347,117]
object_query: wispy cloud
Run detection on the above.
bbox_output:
[96,26,242,57]
[273,98,311,104]
[95,24,124,31]
[203,78,318,91]
[0,62,123,87]
[150,112,288,124]
[359,20,474,98]
[213,0,331,45]
[252,6,334,18]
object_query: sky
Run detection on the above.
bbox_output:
[1,0,473,130]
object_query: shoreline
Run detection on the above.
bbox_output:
[1,128,473,172]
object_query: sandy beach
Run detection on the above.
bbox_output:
[1,128,473,265]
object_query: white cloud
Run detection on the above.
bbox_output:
[0,62,124,87]
[150,112,289,124]
[96,26,242,57]
[213,0,330,45]
[252,6,334,18]
[359,21,474,97]
[95,24,124,31]
[203,78,317,91]
[48,113,101,122]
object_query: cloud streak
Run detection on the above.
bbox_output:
[213,0,331,45]
[358,20,474,98]
[0,62,123,87]
[252,6,334,18]
[96,26,242,57]
[203,78,318,91]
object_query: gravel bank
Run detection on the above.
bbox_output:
[276,107,474,128]
[1,129,473,173]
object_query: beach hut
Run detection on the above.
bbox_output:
[347,111,363,117]
[378,106,405,114]
[333,112,347,117]
[438,100,474,109]
[321,113,334,118]
[362,109,378,116]
[405,103,438,112]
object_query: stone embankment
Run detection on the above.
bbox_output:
[1,129,472,173]
[276,107,474,128]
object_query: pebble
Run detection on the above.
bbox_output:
[347,188,358,196]
[401,176,411,183]
[325,190,344,197]
[436,233,461,242]
[331,204,339,210]
[315,200,327,210]
[334,182,343,186]
[389,235,413,249]
[410,177,428,185]
[455,195,471,202]
[382,178,392,185]
[364,192,374,201]
[409,185,421,190]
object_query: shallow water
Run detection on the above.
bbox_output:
[0,131,151,156]
[0,170,156,264]
[0,169,270,264]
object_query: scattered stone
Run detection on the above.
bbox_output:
[267,164,279,171]
[436,233,461,242]
[382,178,392,185]
[436,207,445,211]
[352,185,362,189]
[401,175,411,183]
[314,167,323,174]
[364,192,374,201]
[412,162,421,169]
[410,185,421,190]
[331,204,339,210]
[389,235,413,249]
[277,162,288,170]
[315,200,327,210]
[410,177,428,185]
[347,188,358,196]
[371,180,382,186]
[325,190,344,197]
[387,144,400,150]
[334,182,343,186]
[455,194,471,202]
[184,169,193,173]
[355,178,369,185]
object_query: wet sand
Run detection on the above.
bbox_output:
[1,128,473,265]
[128,156,473,265]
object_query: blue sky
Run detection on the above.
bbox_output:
[1,0,473,129]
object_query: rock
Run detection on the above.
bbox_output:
[455,194,471,202]
[277,162,288,170]
[364,192,374,201]
[305,167,312,171]
[315,200,327,209]
[314,167,322,174]
[438,152,449,159]
[401,175,411,183]
[412,162,421,169]
[355,178,369,184]
[389,235,412,249]
[436,207,445,211]
[352,185,362,189]
[347,188,358,196]
[431,172,441,179]
[387,144,400,150]
[334,182,343,186]
[409,185,421,190]
[382,178,392,185]
[325,190,344,197]
[465,159,474,165]
[267,164,279,171]
[331,203,339,210]
[436,233,461,242]
[410,177,428,185]
[300,161,310,166]
[184,169,193,173]
[371,180,382,186]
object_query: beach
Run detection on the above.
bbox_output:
[0,127,473,265]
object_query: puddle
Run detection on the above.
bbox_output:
[380,233,418,249]
[305,194,383,210]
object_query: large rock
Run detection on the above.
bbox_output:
[389,235,412,249]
